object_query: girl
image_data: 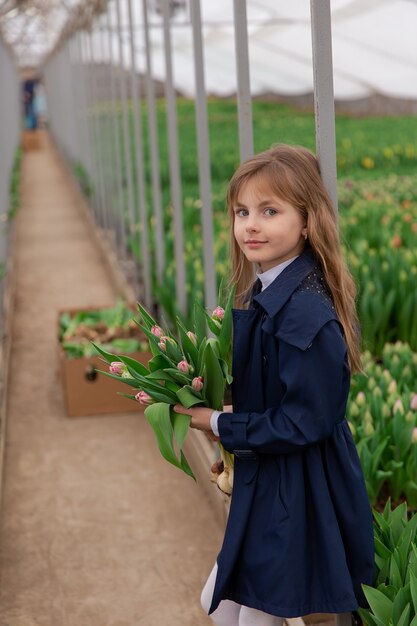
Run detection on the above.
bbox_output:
[175,145,374,625]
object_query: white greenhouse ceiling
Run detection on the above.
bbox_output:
[2,0,417,101]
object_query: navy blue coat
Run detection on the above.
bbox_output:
[211,249,374,618]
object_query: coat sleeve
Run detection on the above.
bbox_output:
[217,319,350,455]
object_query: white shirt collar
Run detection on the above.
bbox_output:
[256,256,299,292]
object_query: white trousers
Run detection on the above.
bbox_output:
[201,563,284,626]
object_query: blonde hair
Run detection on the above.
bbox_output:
[227,144,361,373]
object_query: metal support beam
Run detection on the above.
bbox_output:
[310,0,338,216]
[233,0,254,163]
[127,0,152,309]
[161,0,186,315]
[190,0,217,310]
[142,0,165,285]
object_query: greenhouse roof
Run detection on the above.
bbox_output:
[1,0,417,101]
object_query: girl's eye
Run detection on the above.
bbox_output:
[265,208,278,216]
[235,208,249,217]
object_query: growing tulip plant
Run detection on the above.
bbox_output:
[93,286,236,493]
[347,342,417,508]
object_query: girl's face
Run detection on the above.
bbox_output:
[233,177,307,272]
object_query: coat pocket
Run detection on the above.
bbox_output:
[268,458,290,525]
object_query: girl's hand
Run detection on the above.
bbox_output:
[174,404,219,441]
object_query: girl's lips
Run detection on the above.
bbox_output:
[245,240,267,247]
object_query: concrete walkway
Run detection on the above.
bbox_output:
[0,133,223,626]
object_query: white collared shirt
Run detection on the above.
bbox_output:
[210,256,299,435]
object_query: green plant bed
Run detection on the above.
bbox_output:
[348,342,417,509]
[360,500,417,626]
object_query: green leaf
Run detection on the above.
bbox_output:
[91,341,118,364]
[144,403,194,480]
[392,587,411,625]
[202,341,225,410]
[396,602,411,626]
[137,303,158,330]
[144,402,180,467]
[95,369,140,388]
[117,354,149,377]
[362,585,394,624]
[148,354,172,372]
[176,386,204,409]
[389,553,403,589]
[357,609,386,626]
[170,407,190,450]
[410,570,417,613]
[218,283,236,362]
[163,368,192,386]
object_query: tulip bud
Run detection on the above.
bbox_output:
[356,391,366,407]
[373,387,382,399]
[349,402,360,418]
[158,340,166,351]
[410,394,417,411]
[382,369,391,383]
[177,359,192,374]
[363,410,373,424]
[151,325,164,337]
[212,306,225,321]
[367,377,376,390]
[186,331,197,346]
[382,403,390,419]
[412,428,417,443]
[135,390,153,405]
[393,399,404,415]
[110,361,125,376]
[405,411,414,423]
[364,422,374,436]
[192,376,204,392]
[388,380,397,394]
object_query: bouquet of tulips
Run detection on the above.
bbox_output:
[93,286,236,494]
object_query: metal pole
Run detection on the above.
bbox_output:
[142,0,165,284]
[161,0,186,315]
[310,0,338,216]
[127,0,152,309]
[233,0,254,163]
[116,0,140,293]
[88,28,106,230]
[81,31,99,223]
[190,0,217,310]
[107,3,128,263]
[98,19,111,234]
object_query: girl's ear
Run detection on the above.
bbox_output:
[302,227,308,240]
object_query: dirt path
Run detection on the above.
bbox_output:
[0,133,223,626]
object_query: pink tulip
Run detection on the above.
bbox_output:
[412,428,417,443]
[410,394,417,411]
[158,339,166,351]
[186,331,197,346]
[151,325,164,337]
[177,359,192,374]
[110,361,125,376]
[212,306,225,321]
[135,391,153,405]
[192,376,204,392]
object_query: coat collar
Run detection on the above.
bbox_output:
[252,248,318,318]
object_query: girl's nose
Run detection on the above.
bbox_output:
[246,218,260,232]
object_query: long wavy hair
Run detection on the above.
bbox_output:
[227,144,361,373]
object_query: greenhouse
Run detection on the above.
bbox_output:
[1,1,417,625]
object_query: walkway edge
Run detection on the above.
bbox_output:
[0,219,17,512]
[49,134,229,527]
